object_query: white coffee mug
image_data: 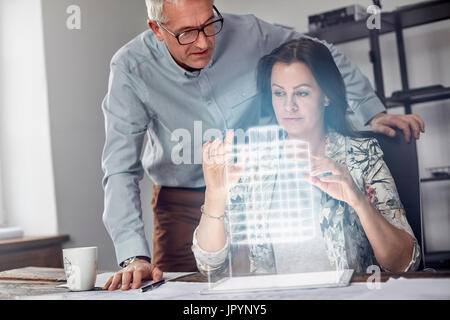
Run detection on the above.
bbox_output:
[62,246,98,291]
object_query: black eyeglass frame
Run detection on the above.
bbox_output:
[157,5,224,45]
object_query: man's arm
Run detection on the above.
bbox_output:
[101,62,163,290]
[253,16,424,141]
[101,62,151,266]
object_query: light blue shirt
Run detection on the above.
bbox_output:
[101,13,385,266]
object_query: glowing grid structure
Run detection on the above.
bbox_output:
[226,126,315,246]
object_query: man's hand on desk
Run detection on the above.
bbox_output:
[369,113,425,143]
[102,259,163,291]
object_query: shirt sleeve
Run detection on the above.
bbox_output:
[364,139,421,271]
[253,15,386,125]
[101,62,152,267]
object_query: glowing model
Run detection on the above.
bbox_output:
[226,125,315,246]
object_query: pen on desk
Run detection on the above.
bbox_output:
[140,279,166,293]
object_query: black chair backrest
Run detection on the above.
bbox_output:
[359,130,424,270]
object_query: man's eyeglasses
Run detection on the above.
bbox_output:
[157,5,224,45]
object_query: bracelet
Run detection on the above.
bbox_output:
[200,204,225,220]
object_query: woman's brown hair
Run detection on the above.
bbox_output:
[257,38,358,137]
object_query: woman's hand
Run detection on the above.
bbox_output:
[306,154,365,208]
[307,154,416,272]
[202,130,247,201]
[197,131,247,252]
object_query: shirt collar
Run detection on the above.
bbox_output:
[157,40,216,79]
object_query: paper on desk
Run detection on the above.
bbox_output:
[21,281,369,300]
[356,277,450,300]
[31,275,450,300]
[29,281,209,300]
[22,282,375,300]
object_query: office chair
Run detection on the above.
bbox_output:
[359,130,424,270]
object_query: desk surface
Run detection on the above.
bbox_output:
[1,267,449,300]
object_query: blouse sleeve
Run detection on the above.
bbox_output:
[191,181,248,277]
[191,226,230,276]
[363,138,421,271]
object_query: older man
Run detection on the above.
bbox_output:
[101,0,424,290]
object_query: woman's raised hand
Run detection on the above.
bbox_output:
[306,154,365,208]
[202,130,247,200]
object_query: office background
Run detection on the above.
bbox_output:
[0,0,448,270]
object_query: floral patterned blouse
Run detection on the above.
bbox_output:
[191,131,421,275]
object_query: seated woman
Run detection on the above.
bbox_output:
[191,38,421,275]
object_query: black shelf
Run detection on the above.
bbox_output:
[306,0,450,114]
[306,0,450,45]
[386,85,450,108]
[420,176,450,183]
[425,252,450,269]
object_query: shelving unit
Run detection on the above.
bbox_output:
[420,176,450,183]
[307,0,450,269]
[306,0,450,113]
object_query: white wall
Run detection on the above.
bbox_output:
[0,0,155,270]
[0,158,5,226]
[0,0,58,235]
[216,0,450,253]
[39,0,151,270]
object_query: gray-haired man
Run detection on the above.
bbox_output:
[101,0,424,290]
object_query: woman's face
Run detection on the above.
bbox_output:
[271,61,328,140]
